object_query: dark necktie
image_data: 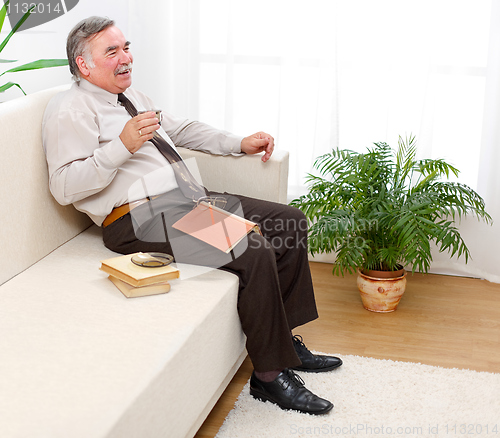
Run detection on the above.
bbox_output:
[117,93,206,201]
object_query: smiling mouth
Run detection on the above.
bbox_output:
[115,63,133,77]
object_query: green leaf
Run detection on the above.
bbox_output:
[0,3,35,54]
[0,58,68,77]
[0,1,9,34]
[0,58,17,63]
[0,81,26,94]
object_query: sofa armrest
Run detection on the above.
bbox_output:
[177,148,289,204]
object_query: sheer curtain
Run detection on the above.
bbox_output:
[129,0,500,282]
[130,0,339,199]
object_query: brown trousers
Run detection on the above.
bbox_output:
[102,189,318,371]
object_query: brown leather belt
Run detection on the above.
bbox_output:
[102,196,159,228]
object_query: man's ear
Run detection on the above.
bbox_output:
[76,55,91,78]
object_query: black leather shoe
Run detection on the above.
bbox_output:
[250,368,333,415]
[292,335,343,373]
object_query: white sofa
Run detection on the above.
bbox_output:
[0,85,289,438]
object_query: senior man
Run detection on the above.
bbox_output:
[43,16,342,415]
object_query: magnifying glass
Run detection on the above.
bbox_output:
[131,252,173,268]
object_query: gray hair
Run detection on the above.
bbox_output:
[66,16,115,81]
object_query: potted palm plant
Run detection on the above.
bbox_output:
[290,135,492,312]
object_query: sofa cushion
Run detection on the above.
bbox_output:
[0,85,91,286]
[0,225,246,438]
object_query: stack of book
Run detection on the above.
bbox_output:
[100,253,180,298]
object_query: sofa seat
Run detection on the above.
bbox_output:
[0,225,246,438]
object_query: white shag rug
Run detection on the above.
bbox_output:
[216,354,500,438]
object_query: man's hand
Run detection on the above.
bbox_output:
[119,112,160,153]
[241,132,275,162]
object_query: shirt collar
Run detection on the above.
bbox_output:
[77,79,122,106]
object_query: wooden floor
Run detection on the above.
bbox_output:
[195,262,500,438]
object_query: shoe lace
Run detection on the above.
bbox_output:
[281,369,305,390]
[293,334,313,358]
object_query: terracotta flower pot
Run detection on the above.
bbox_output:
[357,268,407,313]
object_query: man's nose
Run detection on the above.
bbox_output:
[118,50,132,64]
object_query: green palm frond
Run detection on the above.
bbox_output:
[0,59,69,78]
[0,1,10,36]
[0,81,25,93]
[0,1,33,53]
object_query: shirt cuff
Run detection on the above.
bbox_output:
[101,137,133,168]
[222,133,245,155]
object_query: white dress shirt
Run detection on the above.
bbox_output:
[42,79,243,226]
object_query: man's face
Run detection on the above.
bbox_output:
[77,25,133,94]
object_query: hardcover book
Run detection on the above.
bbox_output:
[107,275,171,298]
[100,253,180,288]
